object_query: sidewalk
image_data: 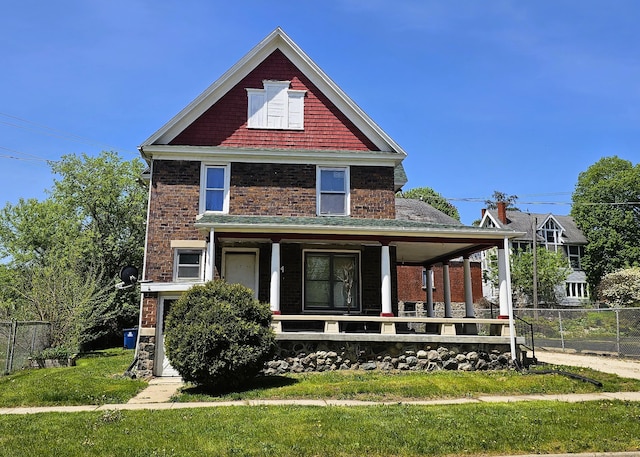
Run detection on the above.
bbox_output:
[2,351,640,416]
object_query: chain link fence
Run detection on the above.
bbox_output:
[514,308,640,358]
[0,321,51,375]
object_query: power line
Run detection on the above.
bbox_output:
[446,197,639,207]
[0,145,53,162]
[0,112,138,155]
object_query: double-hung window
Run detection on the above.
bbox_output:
[566,245,584,270]
[174,249,204,281]
[200,164,229,213]
[304,251,360,312]
[317,167,349,216]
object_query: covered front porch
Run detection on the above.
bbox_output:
[195,214,523,355]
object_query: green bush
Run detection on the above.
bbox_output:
[164,280,275,388]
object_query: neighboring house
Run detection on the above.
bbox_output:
[480,202,589,307]
[395,198,483,313]
[135,28,520,377]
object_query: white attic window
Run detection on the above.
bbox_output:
[246,80,306,130]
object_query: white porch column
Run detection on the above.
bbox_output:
[205,229,215,281]
[270,241,281,314]
[380,244,393,316]
[425,266,434,317]
[498,245,509,318]
[443,261,452,318]
[504,236,517,359]
[463,256,475,318]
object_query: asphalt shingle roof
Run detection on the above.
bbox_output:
[394,198,461,226]
[485,210,586,244]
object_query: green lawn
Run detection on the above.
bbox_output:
[0,348,146,407]
[2,352,640,455]
[1,401,639,456]
[173,365,640,402]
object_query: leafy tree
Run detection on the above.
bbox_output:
[398,187,460,221]
[165,281,275,388]
[0,198,83,265]
[597,267,640,308]
[8,256,110,348]
[49,152,147,348]
[0,151,147,349]
[571,156,640,290]
[510,247,570,306]
[484,191,519,210]
[50,152,147,280]
[483,246,570,306]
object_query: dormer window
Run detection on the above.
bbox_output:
[246,80,305,130]
[540,218,562,252]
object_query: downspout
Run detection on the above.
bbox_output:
[133,153,153,365]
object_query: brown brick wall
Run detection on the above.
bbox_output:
[350,166,396,219]
[230,163,395,218]
[230,163,316,216]
[170,50,378,151]
[144,160,204,282]
[397,262,483,303]
[141,293,158,327]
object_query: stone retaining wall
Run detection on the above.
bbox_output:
[264,341,516,375]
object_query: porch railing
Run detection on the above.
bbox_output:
[272,314,512,337]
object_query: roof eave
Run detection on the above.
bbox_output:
[194,218,524,241]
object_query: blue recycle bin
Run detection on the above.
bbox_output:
[123,328,138,349]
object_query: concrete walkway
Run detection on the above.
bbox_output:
[2,390,640,416]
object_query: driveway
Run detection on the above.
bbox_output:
[535,349,640,380]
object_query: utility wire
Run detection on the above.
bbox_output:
[0,112,137,156]
[0,146,52,167]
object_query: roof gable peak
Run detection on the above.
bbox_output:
[141,27,406,157]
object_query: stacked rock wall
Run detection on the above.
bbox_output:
[264,341,517,375]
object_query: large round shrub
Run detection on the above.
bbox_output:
[164,280,275,388]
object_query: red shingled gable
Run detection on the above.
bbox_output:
[170,50,378,151]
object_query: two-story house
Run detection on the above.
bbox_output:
[480,201,589,307]
[135,28,520,377]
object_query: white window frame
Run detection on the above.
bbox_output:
[246,80,306,130]
[566,281,589,299]
[316,166,350,216]
[199,163,230,214]
[421,268,435,290]
[302,249,361,313]
[173,249,205,282]
[540,218,562,252]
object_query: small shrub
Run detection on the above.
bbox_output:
[597,267,640,308]
[164,280,275,388]
[34,346,75,360]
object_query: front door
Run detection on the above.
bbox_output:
[156,297,180,377]
[223,250,259,298]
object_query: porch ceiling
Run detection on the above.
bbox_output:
[198,214,523,265]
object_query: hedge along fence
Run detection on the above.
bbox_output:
[1,321,51,374]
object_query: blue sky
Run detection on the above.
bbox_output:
[1,1,639,224]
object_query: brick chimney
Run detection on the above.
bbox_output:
[497,201,507,224]
[481,208,486,218]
